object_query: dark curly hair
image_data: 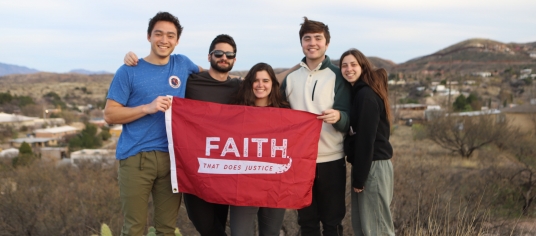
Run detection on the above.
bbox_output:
[147,12,183,38]
[209,34,237,53]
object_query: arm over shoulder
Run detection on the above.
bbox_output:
[332,72,351,132]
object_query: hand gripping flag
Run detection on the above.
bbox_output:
[165,97,322,209]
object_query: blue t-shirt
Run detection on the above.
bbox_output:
[107,54,199,160]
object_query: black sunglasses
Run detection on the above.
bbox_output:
[210,50,236,59]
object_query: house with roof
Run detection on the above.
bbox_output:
[501,101,536,135]
[34,125,79,140]
[0,112,38,129]
[394,104,444,123]
[109,125,122,138]
[70,149,115,166]
[0,112,66,130]
[472,72,492,77]
[39,147,68,162]
[8,138,68,161]
[89,118,107,127]
[10,137,55,148]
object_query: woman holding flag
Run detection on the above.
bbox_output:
[230,62,290,236]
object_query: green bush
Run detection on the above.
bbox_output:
[412,124,427,140]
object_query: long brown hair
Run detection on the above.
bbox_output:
[339,48,392,125]
[234,63,290,108]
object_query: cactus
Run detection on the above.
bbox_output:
[101,223,113,236]
[146,226,156,236]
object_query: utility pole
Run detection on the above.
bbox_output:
[393,73,399,123]
[447,56,452,114]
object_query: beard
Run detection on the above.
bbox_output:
[210,58,234,73]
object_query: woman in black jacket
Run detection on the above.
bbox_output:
[339,49,394,236]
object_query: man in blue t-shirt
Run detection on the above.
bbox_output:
[104,12,200,236]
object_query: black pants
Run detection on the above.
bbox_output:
[297,158,346,236]
[183,193,229,236]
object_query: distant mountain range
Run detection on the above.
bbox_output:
[1,38,535,78]
[68,69,112,75]
[0,63,112,76]
[0,62,39,76]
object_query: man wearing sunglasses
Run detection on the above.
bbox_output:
[181,34,240,236]
[124,34,240,236]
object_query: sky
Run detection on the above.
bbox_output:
[1,0,535,73]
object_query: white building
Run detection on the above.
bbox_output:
[520,69,532,74]
[0,148,19,159]
[0,112,37,128]
[0,112,65,129]
[34,125,79,139]
[70,149,116,166]
[472,72,492,77]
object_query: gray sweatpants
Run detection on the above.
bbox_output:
[229,206,285,236]
[351,159,394,236]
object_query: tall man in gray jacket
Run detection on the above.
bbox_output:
[280,17,351,236]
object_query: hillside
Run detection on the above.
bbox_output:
[0,72,113,106]
[0,62,39,76]
[230,56,397,77]
[330,56,397,71]
[393,38,536,75]
[69,69,112,75]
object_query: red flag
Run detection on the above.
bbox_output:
[165,97,322,209]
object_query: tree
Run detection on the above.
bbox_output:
[43,92,66,109]
[426,113,511,158]
[100,126,111,141]
[68,123,102,150]
[0,92,13,104]
[453,94,471,111]
[12,142,36,167]
[19,141,32,154]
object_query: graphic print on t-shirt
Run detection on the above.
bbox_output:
[169,75,181,89]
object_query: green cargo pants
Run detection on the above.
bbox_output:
[351,159,394,236]
[119,151,181,236]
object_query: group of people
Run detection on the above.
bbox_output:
[103,11,394,236]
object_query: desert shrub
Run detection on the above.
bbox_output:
[412,124,427,140]
[0,161,122,235]
[12,142,37,168]
[490,134,536,216]
[100,126,112,141]
[426,113,511,158]
[18,142,32,154]
[392,126,535,235]
[392,147,498,235]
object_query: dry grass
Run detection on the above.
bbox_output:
[0,125,534,235]
[391,125,536,236]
